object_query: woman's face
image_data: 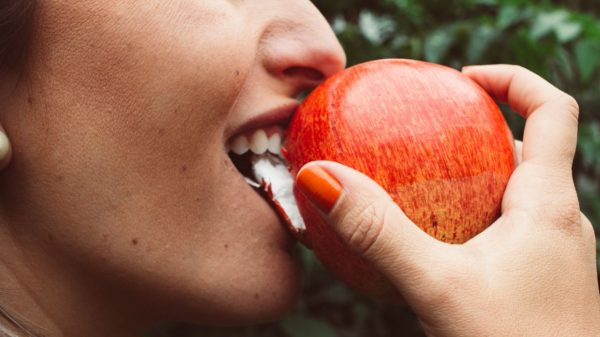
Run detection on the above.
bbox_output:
[2,0,345,327]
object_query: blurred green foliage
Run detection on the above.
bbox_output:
[162,1,600,336]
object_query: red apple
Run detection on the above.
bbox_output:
[282,59,516,296]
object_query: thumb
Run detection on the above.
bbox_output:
[295,161,448,289]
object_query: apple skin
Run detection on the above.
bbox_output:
[283,59,516,296]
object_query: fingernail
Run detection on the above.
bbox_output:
[296,165,342,214]
[0,131,10,161]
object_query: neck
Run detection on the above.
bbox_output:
[0,218,151,337]
[0,84,157,337]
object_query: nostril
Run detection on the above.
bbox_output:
[283,66,325,83]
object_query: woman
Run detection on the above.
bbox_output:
[0,1,598,336]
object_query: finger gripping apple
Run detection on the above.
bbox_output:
[282,59,516,296]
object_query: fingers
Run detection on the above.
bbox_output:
[464,65,580,223]
[0,128,11,170]
[463,65,578,173]
[295,161,452,289]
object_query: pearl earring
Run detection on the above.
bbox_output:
[0,131,11,165]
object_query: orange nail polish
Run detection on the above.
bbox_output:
[296,165,342,214]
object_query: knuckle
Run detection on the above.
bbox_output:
[556,145,577,165]
[344,200,388,256]
[513,64,529,74]
[509,65,528,84]
[561,195,581,217]
[537,198,582,234]
[556,200,581,224]
[580,213,596,243]
[557,206,582,229]
[555,94,580,124]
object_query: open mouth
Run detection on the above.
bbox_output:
[226,125,306,235]
[226,125,285,186]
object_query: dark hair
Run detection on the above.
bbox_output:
[0,0,35,73]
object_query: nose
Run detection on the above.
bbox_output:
[259,1,347,95]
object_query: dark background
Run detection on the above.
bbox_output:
[150,1,600,336]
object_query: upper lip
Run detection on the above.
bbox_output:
[225,101,300,143]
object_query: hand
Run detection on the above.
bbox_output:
[295,65,600,337]
[0,127,11,170]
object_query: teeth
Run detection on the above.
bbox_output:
[228,127,284,157]
[230,135,249,155]
[249,129,269,155]
[268,133,281,155]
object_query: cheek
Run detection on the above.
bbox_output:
[27,0,256,189]
[35,0,253,140]
[9,0,264,287]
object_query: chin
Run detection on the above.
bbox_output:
[170,244,303,327]
[236,254,303,325]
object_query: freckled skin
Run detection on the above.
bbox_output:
[285,59,515,295]
[0,0,345,335]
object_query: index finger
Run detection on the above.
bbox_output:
[463,65,579,173]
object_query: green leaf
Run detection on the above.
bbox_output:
[385,0,410,9]
[555,21,582,43]
[575,39,600,82]
[424,26,457,63]
[466,24,499,63]
[358,11,396,45]
[331,15,348,34]
[497,5,520,29]
[530,10,569,40]
[578,123,600,172]
[473,0,497,5]
[554,46,575,82]
[281,316,338,337]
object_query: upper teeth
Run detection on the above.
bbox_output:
[228,127,283,156]
[268,133,281,155]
